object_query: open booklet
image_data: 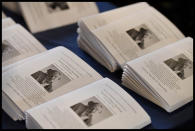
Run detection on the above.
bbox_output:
[2,46,151,129]
[77,2,185,72]
[2,22,46,71]
[25,78,151,129]
[18,2,99,33]
[122,37,193,112]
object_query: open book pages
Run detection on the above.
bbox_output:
[122,37,193,112]
[25,78,151,129]
[2,2,21,15]
[2,46,102,121]
[2,11,6,18]
[2,24,46,69]
[77,2,150,72]
[19,2,99,33]
[2,17,16,29]
[77,3,185,72]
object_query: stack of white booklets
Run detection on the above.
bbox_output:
[2,16,151,129]
[122,37,193,112]
[3,2,99,33]
[77,2,185,72]
[77,2,193,112]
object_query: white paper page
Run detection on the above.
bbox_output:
[2,46,102,115]
[26,78,151,129]
[19,2,99,33]
[2,24,46,67]
[2,2,21,15]
[127,37,193,108]
[93,7,185,67]
[79,2,149,31]
[2,17,16,29]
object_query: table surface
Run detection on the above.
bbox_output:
[1,2,193,129]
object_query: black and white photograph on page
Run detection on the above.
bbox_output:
[71,96,112,127]
[31,64,71,93]
[164,53,193,80]
[45,2,69,13]
[126,24,159,49]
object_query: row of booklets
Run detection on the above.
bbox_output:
[2,2,193,129]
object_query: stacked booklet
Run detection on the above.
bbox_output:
[2,16,151,129]
[77,2,185,72]
[3,2,99,33]
[122,37,193,112]
[77,2,193,112]
[25,78,151,129]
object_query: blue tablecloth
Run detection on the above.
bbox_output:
[2,2,193,129]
